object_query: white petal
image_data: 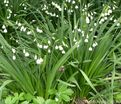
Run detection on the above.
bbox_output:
[36,27,43,33]
[12,48,16,53]
[84,38,88,43]
[55,45,59,49]
[43,45,48,49]
[25,52,29,57]
[89,47,92,51]
[59,46,63,51]
[3,29,7,33]
[86,17,90,24]
[12,55,16,60]
[2,25,6,29]
[36,58,43,64]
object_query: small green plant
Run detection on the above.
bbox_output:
[0,0,121,103]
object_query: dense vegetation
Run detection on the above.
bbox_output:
[0,0,121,104]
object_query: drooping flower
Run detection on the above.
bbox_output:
[84,38,88,43]
[12,55,16,60]
[27,31,32,35]
[62,50,65,54]
[36,27,43,33]
[59,45,63,51]
[43,45,48,49]
[37,43,42,48]
[86,16,90,24]
[25,52,29,57]
[34,55,37,60]
[36,58,43,64]
[89,47,92,51]
[2,25,6,29]
[3,28,7,33]
[12,48,16,53]
[55,45,59,50]
[92,42,98,47]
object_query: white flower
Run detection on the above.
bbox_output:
[86,35,89,39]
[2,25,6,29]
[23,49,26,53]
[72,0,75,4]
[23,27,26,32]
[37,43,42,48]
[25,52,29,57]
[14,14,17,17]
[12,55,16,60]
[74,25,77,29]
[86,17,90,24]
[84,38,88,43]
[20,26,24,31]
[48,49,51,53]
[36,58,43,64]
[15,21,18,24]
[34,55,37,60]
[114,19,117,22]
[78,29,81,32]
[43,45,48,49]
[52,1,55,5]
[5,4,8,6]
[8,9,12,13]
[92,42,98,47]
[89,47,92,51]
[101,18,105,22]
[108,9,112,14]
[117,23,120,26]
[55,97,59,102]
[82,31,85,37]
[70,10,73,13]
[18,23,22,27]
[104,13,108,16]
[73,38,76,42]
[110,17,113,21]
[7,15,11,19]
[55,45,59,49]
[62,50,65,54]
[75,5,79,9]
[4,0,7,3]
[94,23,97,26]
[58,7,62,11]
[36,27,43,33]
[3,29,7,33]
[90,16,93,20]
[99,21,102,24]
[16,40,19,43]
[59,45,63,51]
[104,17,107,20]
[27,31,32,35]
[90,28,93,31]
[113,7,115,10]
[24,7,27,10]
[48,40,51,45]
[12,48,16,53]
[6,0,9,3]
[32,20,36,23]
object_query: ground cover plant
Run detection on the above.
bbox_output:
[0,0,121,104]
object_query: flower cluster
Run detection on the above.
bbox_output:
[4,0,9,6]
[2,25,7,33]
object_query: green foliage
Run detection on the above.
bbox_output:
[0,0,121,103]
